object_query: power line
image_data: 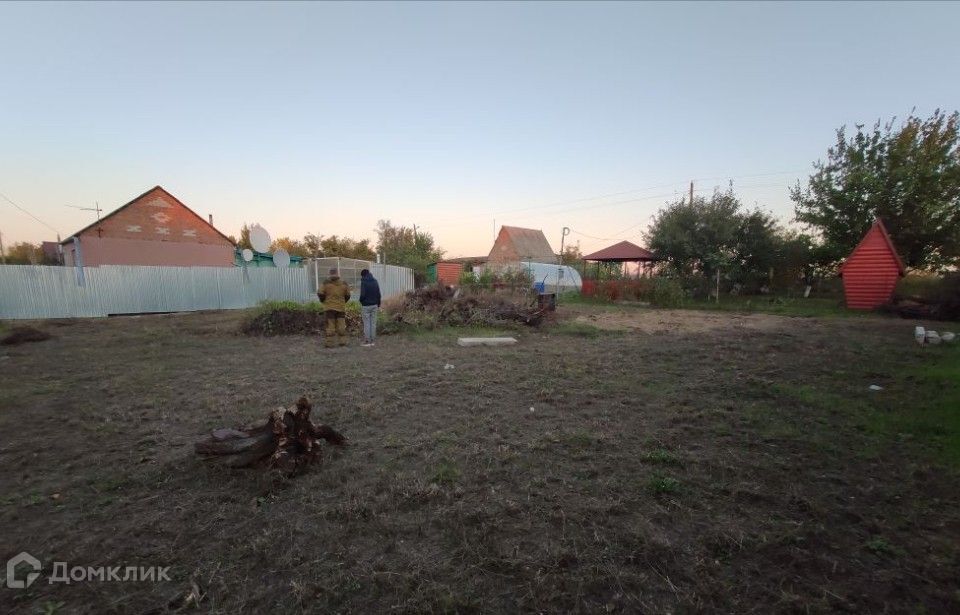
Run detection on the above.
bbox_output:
[427,170,806,229]
[0,191,60,235]
[570,179,803,253]
[429,181,684,227]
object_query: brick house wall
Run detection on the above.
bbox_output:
[62,187,235,267]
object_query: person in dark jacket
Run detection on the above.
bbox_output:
[358,268,381,347]
[318,268,350,347]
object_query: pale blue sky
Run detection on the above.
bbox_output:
[2,1,958,257]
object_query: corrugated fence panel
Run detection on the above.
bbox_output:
[371,263,414,299]
[0,265,102,319]
[218,268,248,310]
[0,264,319,319]
[244,267,311,304]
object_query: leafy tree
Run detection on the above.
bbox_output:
[270,237,309,257]
[375,220,443,282]
[560,243,583,266]
[730,209,781,289]
[4,242,49,265]
[647,190,818,292]
[303,233,376,260]
[646,189,741,278]
[236,224,253,250]
[791,110,960,271]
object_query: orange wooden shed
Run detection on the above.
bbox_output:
[839,219,905,309]
[426,261,464,286]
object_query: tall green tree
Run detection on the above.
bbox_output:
[731,209,781,288]
[560,243,583,266]
[236,224,253,250]
[270,237,309,257]
[646,189,742,278]
[375,220,443,281]
[647,190,812,291]
[4,242,46,264]
[791,110,960,271]
[303,233,376,260]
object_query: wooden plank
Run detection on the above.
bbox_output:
[457,337,518,347]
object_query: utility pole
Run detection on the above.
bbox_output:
[689,181,694,206]
[557,227,570,304]
[558,227,569,265]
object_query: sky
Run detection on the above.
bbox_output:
[1,1,958,258]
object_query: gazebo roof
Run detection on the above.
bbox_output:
[582,241,658,262]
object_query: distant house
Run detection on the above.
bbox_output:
[840,219,905,309]
[41,241,60,264]
[60,186,235,267]
[486,226,557,266]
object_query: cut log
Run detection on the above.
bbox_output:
[194,397,345,474]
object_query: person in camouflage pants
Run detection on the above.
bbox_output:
[318,268,350,347]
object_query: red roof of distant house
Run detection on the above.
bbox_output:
[582,241,658,262]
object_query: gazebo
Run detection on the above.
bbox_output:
[582,240,660,278]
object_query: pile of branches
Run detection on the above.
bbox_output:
[882,274,960,321]
[241,301,361,336]
[194,397,345,474]
[387,285,547,328]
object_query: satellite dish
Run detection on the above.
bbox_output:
[272,249,290,269]
[241,248,254,262]
[249,224,271,253]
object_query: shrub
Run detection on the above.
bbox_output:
[649,277,685,307]
[579,277,684,306]
[241,300,362,335]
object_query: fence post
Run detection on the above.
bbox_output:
[72,237,85,287]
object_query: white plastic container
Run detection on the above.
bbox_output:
[915,326,926,345]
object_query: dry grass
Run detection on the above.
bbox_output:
[0,309,958,613]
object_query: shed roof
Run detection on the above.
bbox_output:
[839,219,905,276]
[582,240,658,262]
[440,256,488,265]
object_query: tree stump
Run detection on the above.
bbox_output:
[194,397,345,473]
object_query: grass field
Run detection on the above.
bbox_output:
[1,307,958,613]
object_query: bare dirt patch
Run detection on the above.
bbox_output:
[0,308,957,613]
[567,302,791,333]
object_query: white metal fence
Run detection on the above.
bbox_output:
[305,257,415,298]
[0,262,414,320]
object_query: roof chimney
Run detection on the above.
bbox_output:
[208,214,214,226]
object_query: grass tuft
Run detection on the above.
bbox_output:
[865,537,905,557]
[431,460,461,485]
[648,475,681,494]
